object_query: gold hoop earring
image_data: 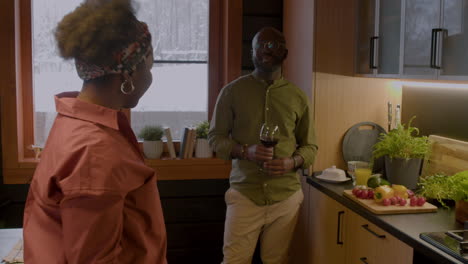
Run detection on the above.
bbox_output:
[120,79,135,95]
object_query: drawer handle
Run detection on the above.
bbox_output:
[336,211,345,245]
[360,257,369,263]
[362,224,386,239]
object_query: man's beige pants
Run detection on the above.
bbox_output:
[222,188,304,264]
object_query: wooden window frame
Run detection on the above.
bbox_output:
[1,0,242,184]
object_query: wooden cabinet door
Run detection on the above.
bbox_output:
[308,187,347,264]
[345,210,413,264]
[356,0,377,75]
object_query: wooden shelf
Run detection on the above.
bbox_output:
[4,158,231,184]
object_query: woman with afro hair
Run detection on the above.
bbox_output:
[23,0,167,263]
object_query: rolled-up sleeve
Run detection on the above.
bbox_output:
[60,191,125,264]
[208,85,235,160]
[294,103,318,169]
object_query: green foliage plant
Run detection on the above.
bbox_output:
[138,125,164,141]
[372,117,431,161]
[418,171,468,208]
[195,121,210,139]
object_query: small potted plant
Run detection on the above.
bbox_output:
[418,171,468,223]
[372,117,431,189]
[194,121,213,158]
[138,125,164,159]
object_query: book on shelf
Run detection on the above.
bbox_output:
[164,127,176,158]
[178,127,190,159]
[187,128,197,159]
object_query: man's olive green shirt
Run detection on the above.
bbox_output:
[208,74,318,206]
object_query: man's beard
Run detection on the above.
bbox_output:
[253,56,282,73]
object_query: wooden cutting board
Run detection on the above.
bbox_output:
[421,135,468,178]
[343,190,437,215]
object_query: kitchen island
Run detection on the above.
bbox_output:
[306,175,465,264]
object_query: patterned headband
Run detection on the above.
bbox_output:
[75,22,152,81]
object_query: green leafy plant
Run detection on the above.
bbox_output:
[418,171,468,207]
[138,125,164,141]
[195,121,210,139]
[372,117,431,160]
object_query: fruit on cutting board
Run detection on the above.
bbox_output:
[367,176,391,189]
[350,184,427,206]
[392,184,409,199]
[374,185,395,203]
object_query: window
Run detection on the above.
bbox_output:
[33,0,209,144]
[1,0,241,183]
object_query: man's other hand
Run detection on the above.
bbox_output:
[263,157,294,176]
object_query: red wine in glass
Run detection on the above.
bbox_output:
[260,138,279,148]
[259,123,279,148]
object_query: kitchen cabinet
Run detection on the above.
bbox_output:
[356,0,402,77]
[357,0,468,80]
[404,0,468,80]
[309,187,413,264]
[309,186,347,264]
[402,0,441,78]
[438,0,468,79]
[345,210,413,264]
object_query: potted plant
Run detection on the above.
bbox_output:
[138,125,164,159]
[418,171,468,223]
[372,117,431,189]
[194,121,213,158]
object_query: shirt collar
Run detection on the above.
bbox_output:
[54,91,120,130]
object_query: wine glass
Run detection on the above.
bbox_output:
[258,124,279,171]
[259,123,279,149]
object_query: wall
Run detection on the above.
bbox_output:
[402,85,468,142]
[312,0,402,171]
[282,0,315,263]
[313,73,401,171]
[241,0,283,74]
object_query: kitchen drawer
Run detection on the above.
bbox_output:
[346,210,413,264]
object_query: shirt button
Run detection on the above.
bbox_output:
[264,183,268,187]
[266,108,269,111]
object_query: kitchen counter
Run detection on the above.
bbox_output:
[306,175,465,264]
[0,228,22,261]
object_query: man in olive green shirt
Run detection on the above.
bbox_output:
[208,27,318,264]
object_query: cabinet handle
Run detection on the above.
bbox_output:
[336,211,345,245]
[361,224,386,239]
[360,257,369,263]
[369,36,379,69]
[435,29,445,69]
[371,36,379,69]
[430,28,444,69]
[430,28,437,68]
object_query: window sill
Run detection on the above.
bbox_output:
[3,158,231,184]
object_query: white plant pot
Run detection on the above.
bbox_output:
[143,140,163,159]
[195,138,213,158]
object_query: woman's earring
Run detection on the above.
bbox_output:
[120,79,135,95]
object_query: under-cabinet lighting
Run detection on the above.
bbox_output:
[393,81,468,90]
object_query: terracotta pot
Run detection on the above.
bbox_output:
[455,200,468,223]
